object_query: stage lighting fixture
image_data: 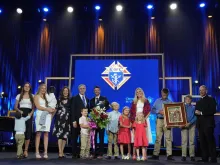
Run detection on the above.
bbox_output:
[43,19,47,21]
[147,4,154,9]
[67,6,74,13]
[208,15,212,18]
[99,18,103,21]
[16,8,23,14]
[199,3,206,8]
[170,3,177,10]
[0,9,2,13]
[151,17,155,19]
[43,7,49,12]
[17,86,21,89]
[194,80,199,84]
[95,5,101,10]
[116,5,123,11]
[218,86,220,90]
[38,80,42,83]
[0,92,7,98]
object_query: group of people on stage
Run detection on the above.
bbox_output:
[13,82,217,163]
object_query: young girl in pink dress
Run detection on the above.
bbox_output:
[118,106,131,160]
[132,113,148,161]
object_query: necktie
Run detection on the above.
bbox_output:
[95,97,99,105]
[82,96,86,107]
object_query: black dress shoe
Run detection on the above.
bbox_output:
[148,155,159,160]
[167,155,175,161]
[105,156,111,160]
[197,159,209,162]
[210,158,217,163]
[181,157,186,161]
[114,156,120,160]
[72,154,80,159]
[190,157,195,162]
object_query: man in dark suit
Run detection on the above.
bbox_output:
[90,86,110,159]
[195,85,217,163]
[71,84,90,158]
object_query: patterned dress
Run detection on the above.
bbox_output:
[53,98,71,139]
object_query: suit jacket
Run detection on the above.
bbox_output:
[90,96,110,111]
[70,94,90,124]
[195,95,217,128]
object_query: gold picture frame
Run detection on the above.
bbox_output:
[164,103,187,128]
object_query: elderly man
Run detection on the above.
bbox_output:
[195,85,217,163]
[71,84,90,159]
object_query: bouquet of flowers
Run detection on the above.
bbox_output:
[90,105,110,129]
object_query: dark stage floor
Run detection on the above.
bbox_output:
[0,152,219,165]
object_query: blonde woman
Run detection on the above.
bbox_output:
[130,87,151,160]
[34,84,55,159]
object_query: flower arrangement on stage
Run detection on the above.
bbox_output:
[90,105,110,129]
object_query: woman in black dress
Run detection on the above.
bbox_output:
[53,86,71,158]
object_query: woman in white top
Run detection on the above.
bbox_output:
[130,87,152,160]
[34,84,55,159]
[14,82,34,158]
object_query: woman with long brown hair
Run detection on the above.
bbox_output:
[14,82,34,158]
[53,86,71,158]
[34,83,55,159]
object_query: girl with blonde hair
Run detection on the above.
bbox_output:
[132,113,148,161]
[118,106,131,159]
[130,87,151,160]
[34,84,55,159]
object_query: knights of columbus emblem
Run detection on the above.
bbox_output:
[101,61,131,90]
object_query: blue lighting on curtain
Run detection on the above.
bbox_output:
[146,4,154,10]
[43,7,49,12]
[95,5,101,11]
[199,3,206,8]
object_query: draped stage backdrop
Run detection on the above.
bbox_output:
[0,0,220,147]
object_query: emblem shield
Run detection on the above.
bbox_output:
[109,70,124,86]
[101,61,131,90]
